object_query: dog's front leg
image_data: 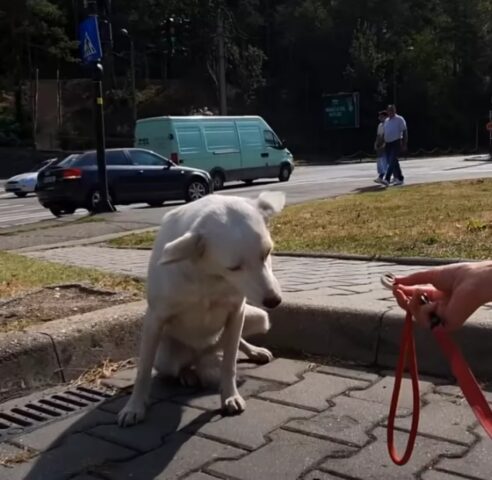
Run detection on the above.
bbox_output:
[118,309,164,427]
[220,301,246,414]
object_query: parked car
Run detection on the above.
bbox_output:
[36,148,213,217]
[4,159,57,197]
[134,115,295,190]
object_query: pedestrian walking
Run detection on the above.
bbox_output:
[382,104,408,186]
[374,110,388,184]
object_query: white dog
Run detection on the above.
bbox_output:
[118,191,285,427]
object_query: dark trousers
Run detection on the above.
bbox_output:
[384,140,404,182]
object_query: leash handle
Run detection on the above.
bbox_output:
[386,298,420,465]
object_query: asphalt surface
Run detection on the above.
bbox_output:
[1,155,492,230]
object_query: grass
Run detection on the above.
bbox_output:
[0,251,144,299]
[106,179,492,260]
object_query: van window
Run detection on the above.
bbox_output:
[264,130,281,148]
[238,126,262,148]
[204,124,239,152]
[176,126,203,154]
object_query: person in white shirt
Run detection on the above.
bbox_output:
[382,104,408,186]
[374,110,388,184]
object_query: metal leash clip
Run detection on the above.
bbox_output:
[380,272,442,330]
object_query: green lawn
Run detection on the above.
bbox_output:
[107,179,492,260]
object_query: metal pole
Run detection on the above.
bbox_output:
[130,38,137,125]
[93,62,114,213]
[217,9,227,115]
[392,58,397,105]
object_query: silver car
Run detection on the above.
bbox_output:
[4,159,57,198]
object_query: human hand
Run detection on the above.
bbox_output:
[393,262,492,331]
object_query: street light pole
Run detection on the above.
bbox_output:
[121,29,137,126]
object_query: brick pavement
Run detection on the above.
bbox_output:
[0,357,490,479]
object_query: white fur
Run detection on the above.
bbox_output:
[118,192,285,426]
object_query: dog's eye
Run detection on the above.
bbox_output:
[228,265,242,272]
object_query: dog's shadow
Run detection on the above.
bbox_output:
[17,375,244,480]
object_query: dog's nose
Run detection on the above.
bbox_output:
[262,295,282,309]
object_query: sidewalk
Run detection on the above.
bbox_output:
[1,246,492,478]
[0,356,490,479]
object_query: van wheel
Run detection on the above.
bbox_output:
[185,178,209,202]
[279,164,291,182]
[211,171,225,190]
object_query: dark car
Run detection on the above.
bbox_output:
[36,148,213,216]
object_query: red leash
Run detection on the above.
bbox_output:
[383,274,492,466]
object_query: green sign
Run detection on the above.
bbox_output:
[323,92,360,129]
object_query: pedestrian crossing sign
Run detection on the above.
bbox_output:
[79,16,102,64]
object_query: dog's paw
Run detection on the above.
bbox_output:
[222,393,246,415]
[246,346,274,364]
[118,401,146,427]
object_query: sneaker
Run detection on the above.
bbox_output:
[393,179,404,186]
[381,179,390,187]
[374,177,384,184]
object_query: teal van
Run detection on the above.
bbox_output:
[134,116,294,190]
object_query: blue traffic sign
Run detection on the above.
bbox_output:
[79,16,102,64]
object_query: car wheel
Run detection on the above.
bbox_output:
[49,205,75,217]
[243,179,254,186]
[15,192,28,198]
[211,171,225,190]
[87,189,114,213]
[147,200,164,208]
[279,164,291,182]
[185,178,209,202]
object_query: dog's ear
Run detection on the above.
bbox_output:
[158,232,204,265]
[256,191,286,220]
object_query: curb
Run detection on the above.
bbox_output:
[2,298,491,399]
[13,226,159,253]
[274,251,475,267]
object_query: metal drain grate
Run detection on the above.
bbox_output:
[0,385,116,443]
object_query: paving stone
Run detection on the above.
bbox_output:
[434,430,492,480]
[208,429,354,480]
[316,365,380,383]
[106,432,243,480]
[284,396,388,447]
[259,372,367,411]
[183,474,221,480]
[395,393,476,445]
[13,409,115,452]
[421,471,470,480]
[350,375,433,409]
[243,358,313,384]
[71,476,102,480]
[0,433,134,480]
[192,398,312,450]
[172,378,278,411]
[304,471,348,480]
[91,401,211,452]
[318,427,466,480]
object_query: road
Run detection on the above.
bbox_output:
[1,155,492,229]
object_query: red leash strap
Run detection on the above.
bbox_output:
[387,302,420,465]
[432,327,492,438]
[386,278,492,466]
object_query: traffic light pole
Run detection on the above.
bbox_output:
[93,62,114,213]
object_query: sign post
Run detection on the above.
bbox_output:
[322,92,360,129]
[78,15,114,213]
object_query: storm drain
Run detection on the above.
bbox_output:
[0,385,116,443]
